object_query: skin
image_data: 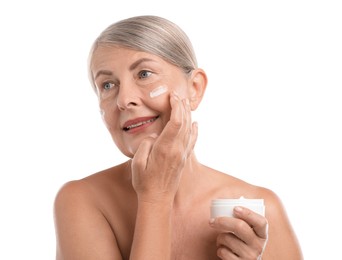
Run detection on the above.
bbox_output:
[54,46,303,260]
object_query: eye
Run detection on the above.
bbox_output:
[102,82,115,90]
[138,70,152,79]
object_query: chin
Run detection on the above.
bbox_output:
[112,126,163,159]
[124,149,136,159]
[115,139,143,159]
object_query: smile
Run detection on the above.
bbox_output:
[123,116,159,131]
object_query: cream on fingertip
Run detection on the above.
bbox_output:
[149,133,159,138]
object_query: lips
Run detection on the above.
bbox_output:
[123,116,159,132]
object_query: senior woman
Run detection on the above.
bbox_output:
[54,15,303,260]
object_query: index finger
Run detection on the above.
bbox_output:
[157,92,184,143]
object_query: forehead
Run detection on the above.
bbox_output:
[90,45,181,82]
[91,45,163,68]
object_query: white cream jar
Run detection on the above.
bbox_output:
[211,196,265,218]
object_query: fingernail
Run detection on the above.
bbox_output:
[234,206,243,213]
[172,91,180,99]
[209,218,215,225]
[149,133,158,138]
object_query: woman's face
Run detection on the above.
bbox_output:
[90,45,192,157]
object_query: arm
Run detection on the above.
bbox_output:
[54,181,123,260]
[129,93,197,260]
[130,200,173,259]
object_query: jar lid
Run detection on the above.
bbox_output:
[211,196,264,206]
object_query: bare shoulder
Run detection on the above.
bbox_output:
[208,167,289,207]
[54,163,125,211]
[54,177,99,216]
[206,167,274,199]
[53,163,130,260]
[211,170,303,259]
[55,160,132,205]
[54,178,91,205]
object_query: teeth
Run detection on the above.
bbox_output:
[125,117,157,130]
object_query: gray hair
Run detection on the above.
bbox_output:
[88,15,198,88]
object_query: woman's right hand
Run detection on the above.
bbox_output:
[131,92,198,203]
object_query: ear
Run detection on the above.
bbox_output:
[187,68,208,111]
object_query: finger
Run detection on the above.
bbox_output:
[185,121,198,158]
[217,233,248,258]
[210,217,255,244]
[132,135,157,170]
[234,206,268,239]
[178,98,192,153]
[217,233,260,259]
[157,92,183,144]
[216,246,239,260]
[183,97,192,132]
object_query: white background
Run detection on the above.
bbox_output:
[0,0,341,259]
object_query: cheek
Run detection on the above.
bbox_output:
[100,113,113,132]
[167,82,189,99]
[151,99,172,128]
[148,90,171,116]
[177,85,189,98]
[99,102,118,130]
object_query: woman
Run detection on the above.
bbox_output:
[54,15,303,259]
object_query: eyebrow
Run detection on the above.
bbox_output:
[94,58,157,80]
[129,58,156,71]
[94,70,113,80]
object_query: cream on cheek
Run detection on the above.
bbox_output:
[98,83,173,156]
[149,85,172,125]
[99,109,105,118]
[149,85,168,98]
[99,108,113,130]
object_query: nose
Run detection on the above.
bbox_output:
[116,82,139,111]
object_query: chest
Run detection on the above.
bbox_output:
[170,210,219,260]
[113,204,219,260]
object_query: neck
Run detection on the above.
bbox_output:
[172,152,206,209]
[126,152,207,208]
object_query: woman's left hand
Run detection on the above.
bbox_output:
[209,206,268,259]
